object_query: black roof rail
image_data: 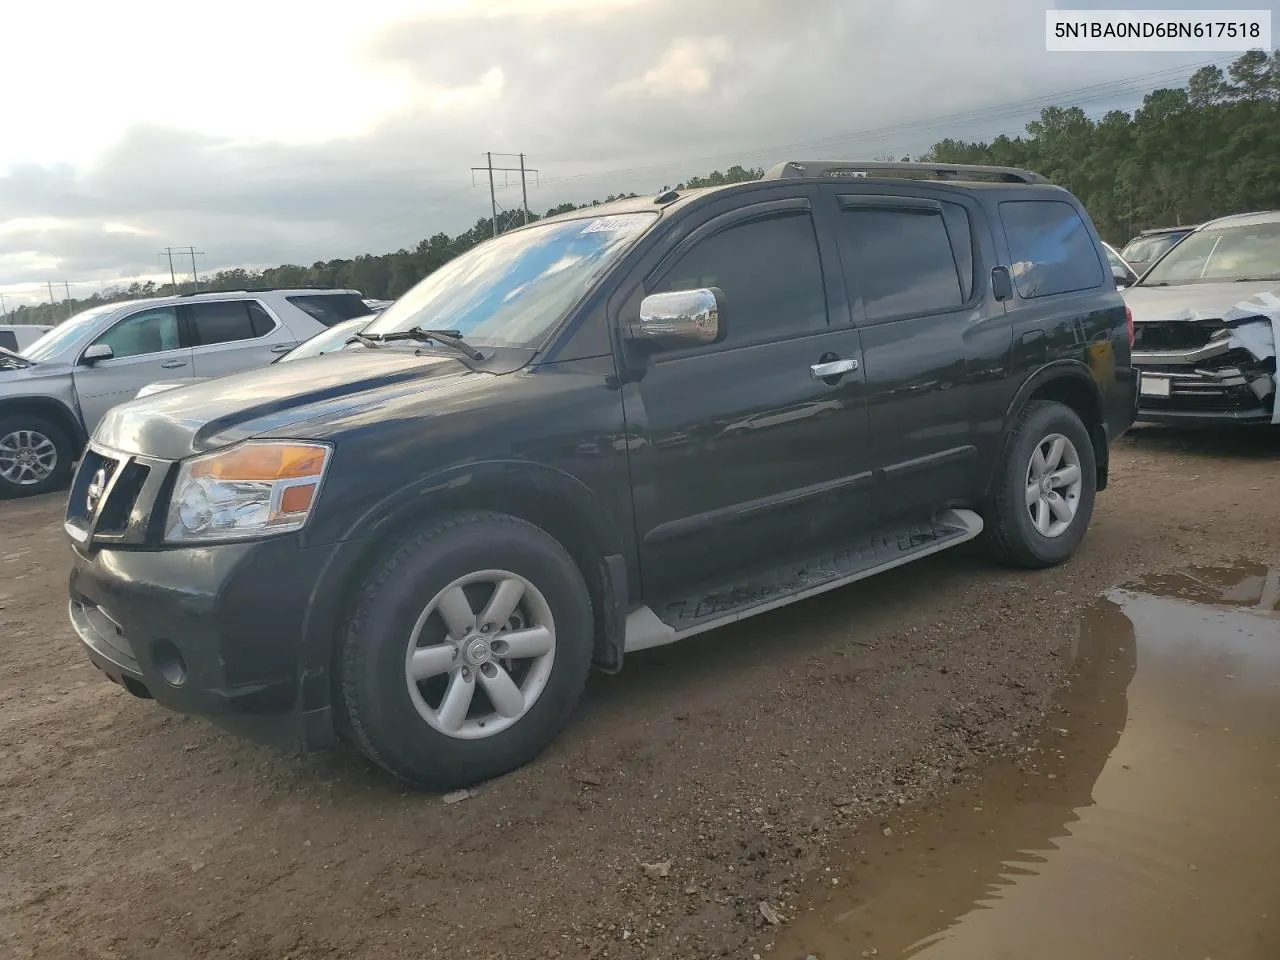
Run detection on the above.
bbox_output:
[762,160,1049,185]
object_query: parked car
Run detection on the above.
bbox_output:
[1103,242,1138,288]
[0,324,53,353]
[0,289,370,497]
[135,314,374,399]
[1118,224,1196,276]
[63,160,1138,790]
[1124,210,1280,426]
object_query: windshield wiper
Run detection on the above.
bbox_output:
[354,327,485,362]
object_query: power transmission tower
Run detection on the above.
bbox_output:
[0,293,10,320]
[158,246,204,292]
[470,152,540,236]
[46,281,57,315]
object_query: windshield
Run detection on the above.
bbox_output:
[1120,233,1185,264]
[21,303,124,361]
[279,316,371,362]
[1140,221,1280,286]
[363,212,657,348]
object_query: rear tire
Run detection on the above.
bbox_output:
[0,414,74,499]
[339,511,594,790]
[984,400,1096,569]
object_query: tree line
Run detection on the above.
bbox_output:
[6,49,1277,329]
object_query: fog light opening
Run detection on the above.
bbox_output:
[151,639,188,688]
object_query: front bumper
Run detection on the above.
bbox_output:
[67,535,348,750]
[1134,364,1276,426]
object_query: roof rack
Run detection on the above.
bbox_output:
[762,161,1048,185]
[176,287,360,297]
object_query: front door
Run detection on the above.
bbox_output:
[620,192,873,600]
[73,305,194,435]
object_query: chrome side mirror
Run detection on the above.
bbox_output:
[629,288,721,347]
[81,343,114,364]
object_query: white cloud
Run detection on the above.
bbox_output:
[610,36,734,99]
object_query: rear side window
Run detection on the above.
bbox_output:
[836,203,965,322]
[1000,200,1104,298]
[286,294,371,327]
[0,331,16,351]
[187,301,261,345]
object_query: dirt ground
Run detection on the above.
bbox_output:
[1,425,1276,960]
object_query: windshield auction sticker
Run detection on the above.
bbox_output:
[580,214,655,234]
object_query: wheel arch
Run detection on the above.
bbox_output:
[0,395,87,451]
[998,362,1109,493]
[301,460,632,727]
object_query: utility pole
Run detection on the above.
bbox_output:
[160,247,178,293]
[520,153,529,225]
[176,246,204,292]
[470,153,539,237]
[0,293,9,320]
[63,280,72,318]
[47,281,57,316]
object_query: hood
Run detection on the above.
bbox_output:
[1123,280,1280,323]
[93,348,509,461]
[135,378,210,399]
[0,345,32,370]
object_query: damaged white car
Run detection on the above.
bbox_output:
[1124,210,1280,427]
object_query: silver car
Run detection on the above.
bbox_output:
[0,288,369,497]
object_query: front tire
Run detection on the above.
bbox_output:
[984,400,1097,569]
[339,511,594,790]
[0,414,74,499]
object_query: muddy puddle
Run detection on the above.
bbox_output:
[774,563,1280,960]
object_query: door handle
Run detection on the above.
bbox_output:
[810,358,858,379]
[270,344,293,353]
[160,360,187,369]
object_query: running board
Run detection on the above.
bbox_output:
[624,508,984,653]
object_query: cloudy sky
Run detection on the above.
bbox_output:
[0,0,1273,305]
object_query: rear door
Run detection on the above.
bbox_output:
[73,305,194,433]
[184,299,295,379]
[827,186,1006,525]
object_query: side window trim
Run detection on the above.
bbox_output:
[82,305,187,362]
[184,299,281,348]
[834,196,973,327]
[645,197,813,291]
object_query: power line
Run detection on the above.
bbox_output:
[158,246,204,291]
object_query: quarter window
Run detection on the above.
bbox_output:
[1000,200,1104,299]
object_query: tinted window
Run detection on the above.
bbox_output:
[287,293,373,327]
[0,331,16,351]
[652,211,827,346]
[248,302,276,337]
[1000,200,1104,298]
[94,307,181,359]
[187,301,259,345]
[837,205,964,321]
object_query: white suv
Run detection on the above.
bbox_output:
[0,288,369,497]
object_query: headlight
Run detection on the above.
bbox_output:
[165,441,331,543]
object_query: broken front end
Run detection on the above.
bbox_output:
[1133,315,1278,426]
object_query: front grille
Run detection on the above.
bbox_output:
[65,445,171,546]
[65,448,120,532]
[1133,319,1224,352]
[95,461,151,535]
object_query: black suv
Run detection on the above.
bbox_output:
[64,161,1139,789]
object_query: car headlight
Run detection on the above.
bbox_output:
[165,441,332,543]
